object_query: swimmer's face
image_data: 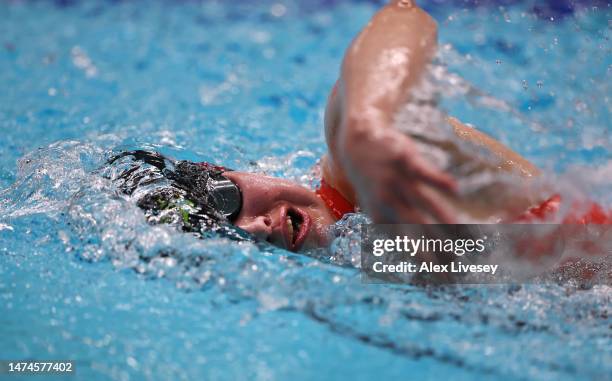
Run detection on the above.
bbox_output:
[223,172,336,252]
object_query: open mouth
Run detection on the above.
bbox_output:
[282,207,311,251]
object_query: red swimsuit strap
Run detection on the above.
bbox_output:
[316,179,355,220]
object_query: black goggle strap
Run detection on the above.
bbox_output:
[109,150,171,170]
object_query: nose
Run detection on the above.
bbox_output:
[237,215,273,240]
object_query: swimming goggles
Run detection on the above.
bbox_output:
[206,171,243,222]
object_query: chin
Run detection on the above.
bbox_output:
[300,221,332,251]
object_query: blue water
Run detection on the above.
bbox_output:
[1,1,610,380]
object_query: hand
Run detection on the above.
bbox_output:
[339,119,458,224]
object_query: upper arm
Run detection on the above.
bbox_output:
[340,2,438,122]
[322,81,357,203]
[325,1,439,151]
[321,1,439,202]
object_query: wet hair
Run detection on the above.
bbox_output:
[106,150,251,241]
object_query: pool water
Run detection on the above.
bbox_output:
[0,1,610,380]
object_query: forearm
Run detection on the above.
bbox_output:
[447,117,541,177]
[339,0,437,128]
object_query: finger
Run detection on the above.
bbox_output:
[401,184,458,224]
[386,191,431,224]
[369,182,455,224]
[383,171,455,224]
[367,188,423,224]
[401,154,457,194]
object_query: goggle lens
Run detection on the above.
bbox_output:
[208,174,242,222]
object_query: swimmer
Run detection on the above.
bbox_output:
[109,0,610,253]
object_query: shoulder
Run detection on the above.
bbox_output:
[320,154,358,207]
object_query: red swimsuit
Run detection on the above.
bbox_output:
[315,179,355,220]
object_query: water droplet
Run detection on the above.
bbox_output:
[251,30,270,44]
[0,223,14,231]
[126,356,138,368]
[575,101,587,112]
[270,3,286,17]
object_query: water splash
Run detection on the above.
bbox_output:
[1,1,610,379]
